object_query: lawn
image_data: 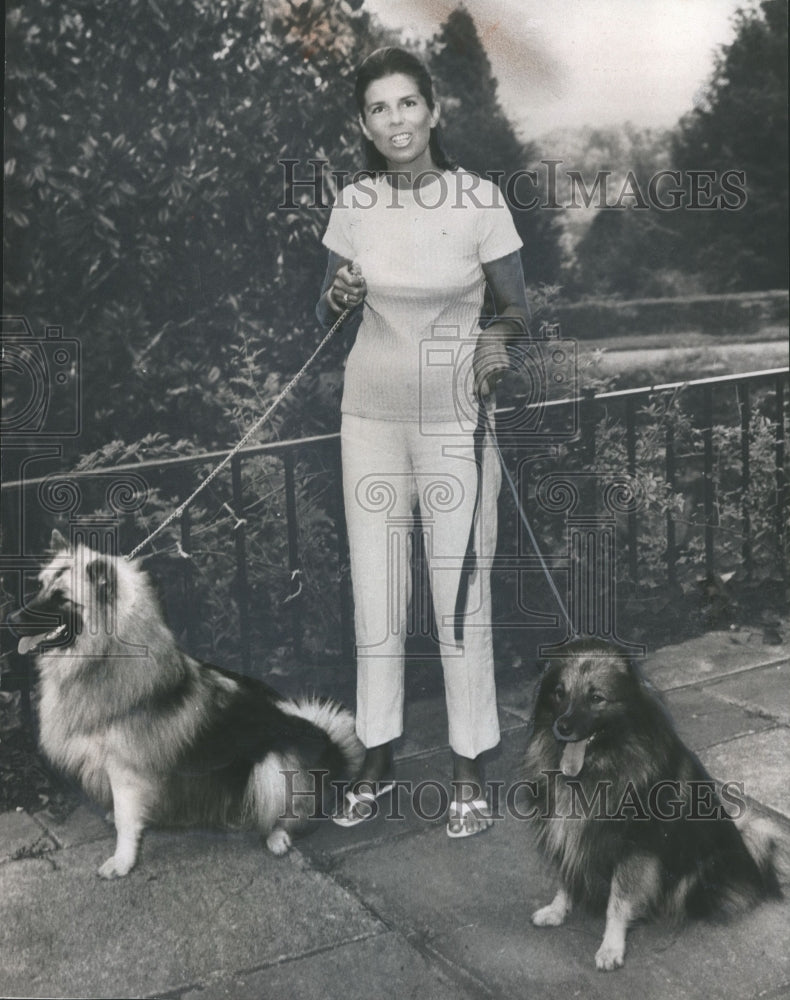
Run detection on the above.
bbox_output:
[578,333,787,389]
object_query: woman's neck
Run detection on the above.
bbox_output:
[383,160,441,188]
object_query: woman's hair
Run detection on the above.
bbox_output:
[354,47,456,173]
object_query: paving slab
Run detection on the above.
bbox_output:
[303,720,531,863]
[175,931,478,1000]
[332,808,790,1000]
[0,808,56,863]
[328,728,790,1000]
[705,662,790,723]
[423,898,789,1000]
[304,745,478,860]
[0,830,383,1000]
[495,668,541,723]
[662,685,775,751]
[396,693,526,760]
[328,731,548,926]
[643,629,789,691]
[700,726,790,820]
[3,624,789,1000]
[397,693,464,758]
[34,802,114,849]
[331,773,789,999]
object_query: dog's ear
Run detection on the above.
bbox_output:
[534,659,556,696]
[86,557,116,604]
[50,528,70,552]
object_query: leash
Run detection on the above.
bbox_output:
[126,304,357,561]
[481,400,576,636]
[126,300,576,640]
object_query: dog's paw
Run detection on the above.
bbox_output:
[595,941,625,971]
[266,828,292,856]
[97,855,134,879]
[532,902,568,927]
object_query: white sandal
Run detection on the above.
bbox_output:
[332,782,395,828]
[446,798,492,839]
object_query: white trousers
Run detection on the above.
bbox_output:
[341,413,501,759]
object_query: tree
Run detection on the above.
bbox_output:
[4,0,383,454]
[671,0,788,290]
[567,126,686,298]
[428,7,564,290]
[3,0,389,667]
[568,2,788,298]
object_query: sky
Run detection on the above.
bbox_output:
[363,0,746,138]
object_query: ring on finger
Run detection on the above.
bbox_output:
[344,292,350,304]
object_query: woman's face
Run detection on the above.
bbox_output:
[359,72,440,175]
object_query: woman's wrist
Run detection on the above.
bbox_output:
[482,320,517,345]
[316,288,340,328]
[326,286,343,314]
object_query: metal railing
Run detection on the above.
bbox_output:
[572,367,787,586]
[2,368,787,670]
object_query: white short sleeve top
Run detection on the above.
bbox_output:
[322,169,523,424]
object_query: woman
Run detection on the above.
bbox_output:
[316,47,530,837]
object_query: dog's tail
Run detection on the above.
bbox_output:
[684,812,784,920]
[244,696,362,844]
[279,695,364,777]
[737,815,784,899]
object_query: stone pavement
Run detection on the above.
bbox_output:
[1,626,789,1000]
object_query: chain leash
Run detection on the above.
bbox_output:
[126,305,354,561]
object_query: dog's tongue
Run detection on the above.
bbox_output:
[560,738,588,777]
[17,635,42,656]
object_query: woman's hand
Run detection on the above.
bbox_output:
[330,263,367,312]
[473,323,511,399]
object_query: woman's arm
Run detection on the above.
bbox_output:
[475,250,531,397]
[482,250,531,339]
